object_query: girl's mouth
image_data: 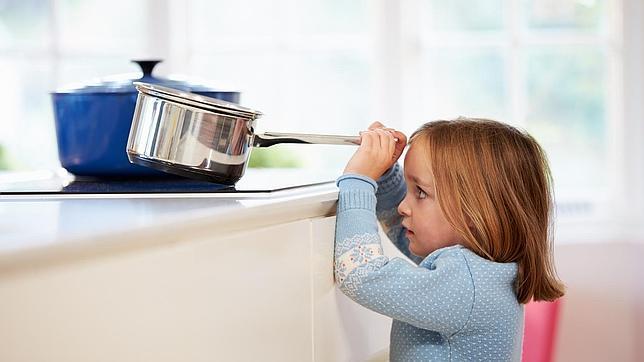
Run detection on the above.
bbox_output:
[402,221,414,238]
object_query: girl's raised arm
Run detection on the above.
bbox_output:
[334,175,474,335]
[375,164,423,264]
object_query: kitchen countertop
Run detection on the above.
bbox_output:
[0,170,340,272]
[4,166,633,273]
[0,170,396,362]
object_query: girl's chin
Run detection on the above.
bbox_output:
[408,242,428,258]
[409,239,437,259]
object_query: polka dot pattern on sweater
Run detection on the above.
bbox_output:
[335,169,524,361]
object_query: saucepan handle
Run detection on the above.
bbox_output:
[253,132,361,148]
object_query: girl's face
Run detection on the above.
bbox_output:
[397,142,464,258]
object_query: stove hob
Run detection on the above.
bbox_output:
[59,178,234,194]
[0,168,337,195]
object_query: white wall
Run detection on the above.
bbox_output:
[554,4,644,357]
[622,0,644,234]
[634,243,644,358]
[554,241,644,361]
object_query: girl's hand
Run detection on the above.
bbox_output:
[343,122,407,181]
[368,121,407,165]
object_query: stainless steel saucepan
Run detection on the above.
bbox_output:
[127,82,359,184]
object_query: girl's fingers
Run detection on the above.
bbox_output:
[367,131,383,155]
[391,130,407,155]
[368,121,385,130]
[392,130,406,144]
[375,129,396,160]
[351,126,406,179]
[361,129,399,163]
[374,129,387,149]
[359,131,373,149]
[388,132,396,157]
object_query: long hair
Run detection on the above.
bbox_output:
[410,117,564,303]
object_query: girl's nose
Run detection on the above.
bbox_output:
[398,195,411,217]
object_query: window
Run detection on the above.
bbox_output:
[185,0,375,170]
[399,0,619,220]
[0,0,634,223]
[0,0,147,169]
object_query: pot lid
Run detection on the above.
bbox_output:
[53,60,236,94]
[134,82,262,119]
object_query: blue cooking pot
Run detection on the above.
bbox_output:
[52,60,240,177]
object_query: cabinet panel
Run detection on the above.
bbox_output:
[0,220,313,362]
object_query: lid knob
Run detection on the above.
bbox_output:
[132,60,162,78]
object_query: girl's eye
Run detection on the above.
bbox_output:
[416,187,427,199]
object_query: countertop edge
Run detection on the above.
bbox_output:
[0,184,340,275]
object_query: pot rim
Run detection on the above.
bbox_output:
[51,88,241,96]
[134,82,262,119]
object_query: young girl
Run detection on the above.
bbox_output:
[334,118,564,361]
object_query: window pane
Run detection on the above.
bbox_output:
[420,48,508,120]
[285,52,372,170]
[190,53,286,121]
[525,47,607,192]
[0,57,58,170]
[190,0,283,46]
[293,0,370,35]
[57,0,146,54]
[421,0,505,32]
[287,52,371,133]
[0,0,50,50]
[524,0,606,32]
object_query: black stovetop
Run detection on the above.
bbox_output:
[54,178,234,193]
[0,168,337,195]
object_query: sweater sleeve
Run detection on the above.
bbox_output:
[334,175,474,335]
[375,164,423,265]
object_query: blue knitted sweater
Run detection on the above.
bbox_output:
[334,164,524,361]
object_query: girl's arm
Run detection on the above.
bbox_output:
[374,163,423,265]
[335,175,474,335]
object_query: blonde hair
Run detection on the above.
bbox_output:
[410,117,564,304]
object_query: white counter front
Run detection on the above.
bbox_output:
[0,183,338,270]
[0,182,394,361]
